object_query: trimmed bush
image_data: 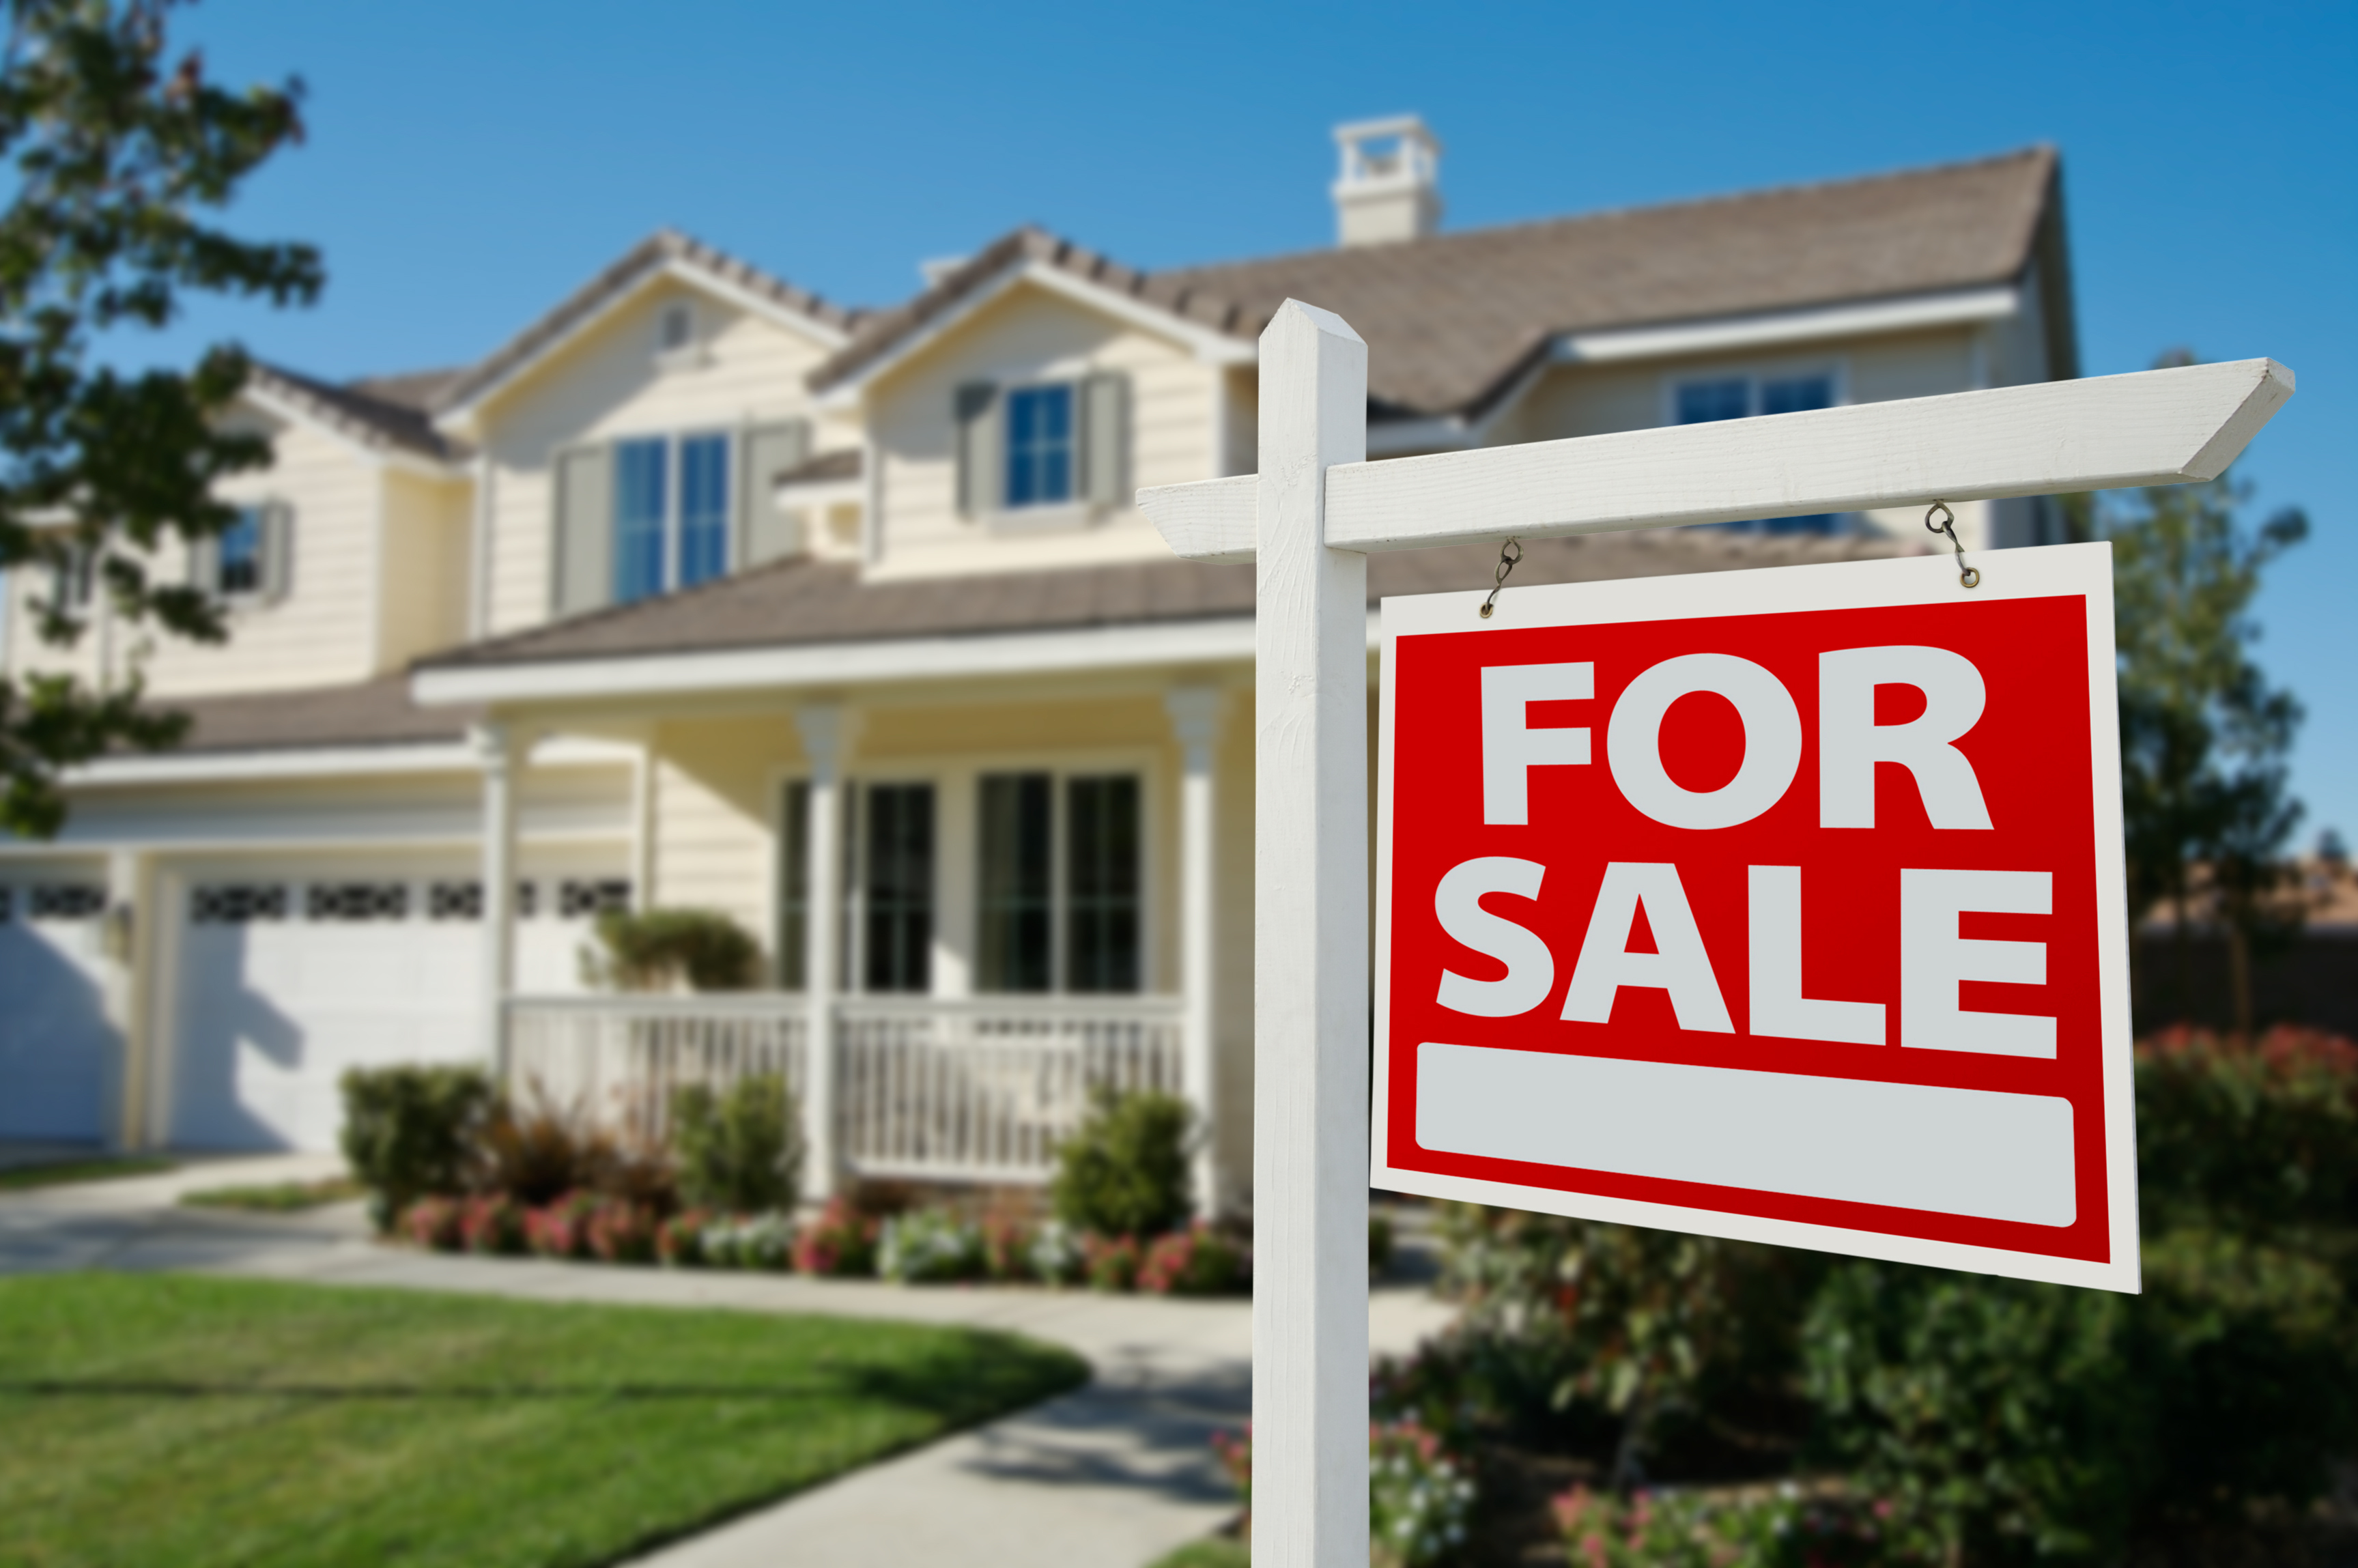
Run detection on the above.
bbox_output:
[588,907,759,991]
[339,1064,494,1231]
[1027,1218,1083,1285]
[671,1073,799,1214]
[706,1211,795,1271]
[1050,1089,1193,1240]
[792,1197,877,1277]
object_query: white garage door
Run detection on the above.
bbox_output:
[0,879,113,1142]
[169,866,621,1152]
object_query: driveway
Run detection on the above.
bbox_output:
[1,1157,1458,1567]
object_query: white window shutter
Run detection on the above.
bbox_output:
[260,502,295,603]
[739,420,812,565]
[1079,372,1129,509]
[552,444,613,616]
[954,382,999,519]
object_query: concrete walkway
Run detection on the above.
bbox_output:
[0,1157,1458,1567]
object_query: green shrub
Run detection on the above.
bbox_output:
[338,1064,494,1231]
[1050,1089,1193,1238]
[670,1074,799,1214]
[878,1208,987,1283]
[588,907,759,991]
[1802,1027,2358,1565]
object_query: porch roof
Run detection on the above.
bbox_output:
[160,671,481,753]
[414,528,1911,684]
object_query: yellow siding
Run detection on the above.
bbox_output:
[478,283,840,638]
[6,414,392,699]
[647,713,796,969]
[866,281,1219,581]
[377,468,472,670]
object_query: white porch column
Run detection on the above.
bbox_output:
[1253,300,1370,1568]
[1165,685,1227,1216]
[473,723,519,1080]
[796,704,859,1199]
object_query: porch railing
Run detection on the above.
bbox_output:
[501,993,1185,1183]
[505,995,809,1148]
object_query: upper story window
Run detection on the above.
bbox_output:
[609,431,732,607]
[953,373,1129,524]
[47,543,96,617]
[1004,385,1075,508]
[1674,371,1836,425]
[218,507,264,596]
[1673,369,1843,534]
[189,502,292,603]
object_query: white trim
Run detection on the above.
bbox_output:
[1552,284,2022,366]
[411,614,1260,708]
[814,258,1254,413]
[62,735,638,789]
[0,829,629,860]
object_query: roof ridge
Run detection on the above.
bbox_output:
[1161,144,2057,279]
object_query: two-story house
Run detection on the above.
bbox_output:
[0,128,2078,1210]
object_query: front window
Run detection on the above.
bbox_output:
[1004,384,1074,508]
[218,507,264,596]
[863,782,935,995]
[974,769,1141,995]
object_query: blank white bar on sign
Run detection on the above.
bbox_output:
[1417,1043,2075,1227]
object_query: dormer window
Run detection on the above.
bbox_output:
[1004,384,1075,507]
[218,507,264,596]
[189,502,292,603]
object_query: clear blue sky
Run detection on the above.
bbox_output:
[134,0,2358,842]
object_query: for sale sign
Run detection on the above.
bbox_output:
[1372,543,2138,1291]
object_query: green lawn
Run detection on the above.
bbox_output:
[0,1274,1088,1568]
[0,1156,175,1193]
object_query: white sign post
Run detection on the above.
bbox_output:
[1138,301,2292,1568]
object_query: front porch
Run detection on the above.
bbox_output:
[505,991,1187,1188]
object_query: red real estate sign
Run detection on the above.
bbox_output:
[1371,543,2140,1291]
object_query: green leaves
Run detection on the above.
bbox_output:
[0,0,318,838]
[1049,1088,1193,1238]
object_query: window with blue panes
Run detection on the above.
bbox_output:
[614,438,668,603]
[1004,384,1073,507]
[679,433,730,588]
[1674,371,1841,534]
[218,506,264,595]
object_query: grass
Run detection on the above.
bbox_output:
[178,1177,363,1212]
[0,1273,1088,1568]
[0,1156,175,1193]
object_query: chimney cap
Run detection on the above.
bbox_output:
[1331,115,1443,247]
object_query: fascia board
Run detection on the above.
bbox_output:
[1366,352,1558,457]
[1553,284,2021,366]
[410,615,1260,709]
[436,258,847,437]
[64,735,636,788]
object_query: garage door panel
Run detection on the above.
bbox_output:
[0,918,111,1141]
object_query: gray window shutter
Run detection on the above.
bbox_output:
[260,502,295,603]
[739,420,812,567]
[186,534,220,597]
[1077,372,1130,509]
[953,382,999,519]
[552,444,612,616]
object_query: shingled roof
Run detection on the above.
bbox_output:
[162,672,479,754]
[419,528,1912,675]
[246,362,471,464]
[811,146,2072,420]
